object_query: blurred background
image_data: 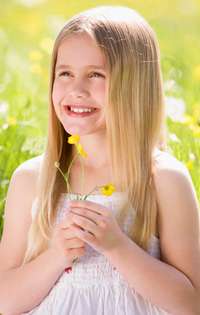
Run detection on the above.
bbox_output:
[0,0,200,236]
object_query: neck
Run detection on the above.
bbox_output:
[71,131,110,169]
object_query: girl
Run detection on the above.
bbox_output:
[0,5,200,315]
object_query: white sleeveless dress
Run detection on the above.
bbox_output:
[23,191,170,315]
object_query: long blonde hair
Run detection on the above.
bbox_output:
[23,5,167,264]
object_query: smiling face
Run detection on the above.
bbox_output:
[52,32,108,136]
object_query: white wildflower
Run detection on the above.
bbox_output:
[164,80,179,93]
[165,96,186,122]
[0,101,8,117]
[169,133,180,143]
[189,152,195,160]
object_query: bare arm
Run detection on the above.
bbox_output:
[0,156,65,314]
[0,248,66,315]
[105,234,198,315]
[0,156,85,314]
[105,155,200,315]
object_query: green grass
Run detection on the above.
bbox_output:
[0,0,200,237]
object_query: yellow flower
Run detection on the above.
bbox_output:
[181,114,195,125]
[62,133,114,199]
[190,125,200,137]
[100,184,116,196]
[7,116,17,125]
[185,160,194,171]
[68,135,80,144]
[29,50,43,62]
[76,143,88,158]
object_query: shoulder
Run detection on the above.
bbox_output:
[0,155,44,270]
[14,153,44,175]
[153,149,191,187]
[152,149,197,215]
[13,154,44,182]
[152,149,200,253]
[10,154,44,198]
[3,154,44,232]
[152,149,200,243]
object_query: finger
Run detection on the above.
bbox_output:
[68,200,110,217]
[62,226,85,240]
[64,238,85,249]
[60,213,82,229]
[58,213,72,228]
[71,225,96,245]
[70,213,98,235]
[69,207,103,225]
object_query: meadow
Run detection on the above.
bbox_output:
[0,0,200,237]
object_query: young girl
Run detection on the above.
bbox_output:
[0,5,200,315]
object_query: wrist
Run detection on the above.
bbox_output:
[47,248,72,269]
[104,233,130,260]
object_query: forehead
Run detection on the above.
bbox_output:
[56,33,106,69]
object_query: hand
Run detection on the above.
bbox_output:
[49,213,86,268]
[67,199,128,255]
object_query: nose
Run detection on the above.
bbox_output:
[68,78,90,99]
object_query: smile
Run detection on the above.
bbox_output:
[63,105,99,118]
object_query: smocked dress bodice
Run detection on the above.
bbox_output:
[23,192,170,315]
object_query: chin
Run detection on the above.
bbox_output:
[62,120,106,136]
[63,125,91,136]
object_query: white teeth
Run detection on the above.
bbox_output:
[69,107,95,113]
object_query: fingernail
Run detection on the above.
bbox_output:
[65,266,72,273]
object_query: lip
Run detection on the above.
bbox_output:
[63,105,99,118]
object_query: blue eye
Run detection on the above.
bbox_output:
[58,71,70,77]
[57,71,105,78]
[90,72,104,78]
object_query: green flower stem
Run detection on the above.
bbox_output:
[79,154,85,198]
[72,257,78,264]
[56,165,71,191]
[82,185,99,200]
[66,152,79,193]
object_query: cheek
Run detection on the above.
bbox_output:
[52,82,66,120]
[91,82,106,99]
[52,81,63,106]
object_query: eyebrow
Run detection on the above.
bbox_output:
[55,64,106,71]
